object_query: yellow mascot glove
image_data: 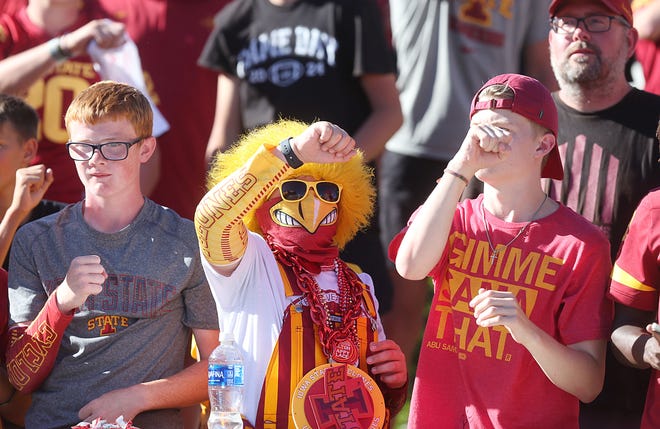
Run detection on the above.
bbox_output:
[195,144,291,266]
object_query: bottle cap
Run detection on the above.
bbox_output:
[220,331,236,343]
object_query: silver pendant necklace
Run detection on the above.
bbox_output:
[481,194,548,264]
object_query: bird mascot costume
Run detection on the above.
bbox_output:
[195,120,407,429]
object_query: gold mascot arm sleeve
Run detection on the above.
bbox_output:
[195,145,291,266]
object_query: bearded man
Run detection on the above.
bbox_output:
[547,0,660,427]
[547,0,660,258]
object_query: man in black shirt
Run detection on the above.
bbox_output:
[547,1,660,427]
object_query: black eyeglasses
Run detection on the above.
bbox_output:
[275,180,342,203]
[66,137,145,161]
[550,15,630,34]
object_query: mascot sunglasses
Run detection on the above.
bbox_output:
[273,179,342,203]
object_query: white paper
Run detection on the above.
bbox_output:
[88,36,169,137]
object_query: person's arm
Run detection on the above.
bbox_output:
[0,269,12,406]
[611,303,660,369]
[205,73,242,164]
[0,39,63,96]
[353,73,402,162]
[394,163,468,280]
[6,295,73,393]
[0,164,54,266]
[0,346,25,426]
[196,136,289,277]
[7,254,106,392]
[76,328,219,423]
[0,18,125,96]
[395,124,510,280]
[0,267,27,427]
[367,339,408,417]
[470,287,606,402]
[0,367,31,427]
[634,0,660,41]
[0,366,14,405]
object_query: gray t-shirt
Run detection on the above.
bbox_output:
[8,198,218,429]
[386,0,551,160]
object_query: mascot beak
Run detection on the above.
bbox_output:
[270,192,338,234]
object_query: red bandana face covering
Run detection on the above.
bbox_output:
[255,198,339,274]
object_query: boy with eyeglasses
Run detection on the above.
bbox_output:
[390,73,613,428]
[5,81,219,429]
[194,119,408,428]
[547,0,660,426]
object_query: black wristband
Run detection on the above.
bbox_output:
[48,36,72,62]
[279,137,303,169]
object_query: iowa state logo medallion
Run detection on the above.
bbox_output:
[291,363,385,429]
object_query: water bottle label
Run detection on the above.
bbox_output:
[208,363,245,387]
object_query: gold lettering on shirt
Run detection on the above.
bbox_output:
[7,322,58,389]
[424,231,565,362]
[87,315,130,335]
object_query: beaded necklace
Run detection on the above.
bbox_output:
[481,194,548,265]
[269,238,364,364]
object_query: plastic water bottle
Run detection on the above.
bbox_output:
[208,332,245,429]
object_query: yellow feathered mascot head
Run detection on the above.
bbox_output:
[206,119,375,250]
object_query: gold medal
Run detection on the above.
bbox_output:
[291,363,385,429]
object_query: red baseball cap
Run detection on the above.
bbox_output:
[549,0,633,25]
[470,73,563,180]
